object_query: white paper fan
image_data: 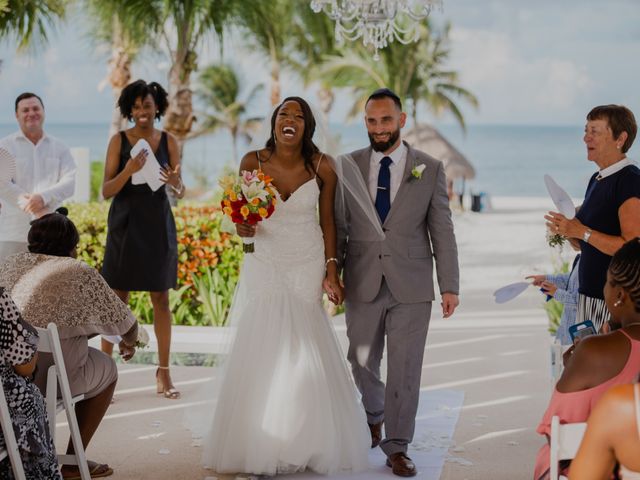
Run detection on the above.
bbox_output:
[544,174,575,219]
[493,282,530,304]
[130,139,164,191]
[0,147,16,184]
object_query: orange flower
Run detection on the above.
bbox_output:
[240,205,249,218]
[250,197,260,206]
[229,191,238,201]
[223,206,233,216]
[258,207,268,217]
[223,199,231,207]
[257,172,265,181]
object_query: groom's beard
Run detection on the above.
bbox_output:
[368,128,401,152]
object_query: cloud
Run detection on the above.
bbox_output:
[447,27,594,124]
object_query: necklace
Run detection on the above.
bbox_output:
[625,322,640,328]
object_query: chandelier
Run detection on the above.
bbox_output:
[310,0,443,60]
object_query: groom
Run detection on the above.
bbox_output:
[336,88,459,477]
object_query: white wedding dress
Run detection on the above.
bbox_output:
[200,177,370,476]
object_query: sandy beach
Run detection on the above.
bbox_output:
[69,196,565,479]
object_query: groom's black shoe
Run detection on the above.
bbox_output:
[386,452,417,477]
[368,421,383,448]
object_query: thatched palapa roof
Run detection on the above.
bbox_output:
[404,125,475,181]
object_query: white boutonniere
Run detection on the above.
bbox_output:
[411,164,426,180]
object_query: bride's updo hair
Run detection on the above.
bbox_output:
[266,96,320,173]
[28,208,80,258]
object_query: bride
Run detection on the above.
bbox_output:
[198,97,370,475]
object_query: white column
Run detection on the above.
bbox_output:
[70,147,90,203]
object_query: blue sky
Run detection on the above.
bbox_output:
[0,0,638,126]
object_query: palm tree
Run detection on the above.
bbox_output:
[125,0,236,152]
[193,63,264,163]
[0,0,67,52]
[316,21,478,132]
[233,0,294,107]
[84,0,153,137]
[287,2,340,116]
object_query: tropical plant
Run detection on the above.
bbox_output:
[84,0,154,137]
[316,21,478,131]
[193,63,264,163]
[124,0,236,152]
[287,2,339,116]
[233,0,294,106]
[0,0,66,51]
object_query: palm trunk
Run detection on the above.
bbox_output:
[317,86,334,116]
[164,50,197,155]
[231,132,238,165]
[107,47,132,138]
[269,42,280,107]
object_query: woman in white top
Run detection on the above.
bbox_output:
[570,382,640,479]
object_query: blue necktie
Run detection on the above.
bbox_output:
[375,156,392,223]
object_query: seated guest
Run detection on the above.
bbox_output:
[569,382,640,479]
[0,288,61,479]
[534,238,640,480]
[0,209,139,479]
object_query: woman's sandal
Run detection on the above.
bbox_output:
[156,366,181,399]
[62,461,113,480]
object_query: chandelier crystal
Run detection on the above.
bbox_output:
[310,0,443,60]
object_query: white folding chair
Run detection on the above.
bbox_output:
[550,338,564,385]
[0,379,26,480]
[549,415,587,480]
[36,323,91,480]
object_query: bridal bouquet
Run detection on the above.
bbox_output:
[219,170,277,253]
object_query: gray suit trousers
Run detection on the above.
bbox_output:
[345,278,431,456]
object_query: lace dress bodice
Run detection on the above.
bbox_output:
[247,178,325,303]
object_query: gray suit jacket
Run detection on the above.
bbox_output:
[336,141,459,304]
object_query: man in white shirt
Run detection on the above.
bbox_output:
[0,92,76,259]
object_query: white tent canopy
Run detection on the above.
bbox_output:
[404,125,475,181]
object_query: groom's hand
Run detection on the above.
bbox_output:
[441,293,459,318]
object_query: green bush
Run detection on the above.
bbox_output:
[90,161,104,202]
[66,202,243,326]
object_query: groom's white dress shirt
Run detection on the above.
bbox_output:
[0,131,76,242]
[368,142,407,204]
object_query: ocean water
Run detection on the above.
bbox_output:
[0,122,623,199]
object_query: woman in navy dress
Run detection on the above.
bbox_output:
[545,105,640,331]
[101,80,184,399]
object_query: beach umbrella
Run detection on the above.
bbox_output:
[404,124,476,181]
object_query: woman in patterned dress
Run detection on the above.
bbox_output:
[0,287,60,480]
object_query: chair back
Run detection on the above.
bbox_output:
[35,323,91,480]
[549,415,587,479]
[0,376,27,479]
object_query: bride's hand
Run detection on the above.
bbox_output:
[236,223,256,237]
[323,274,344,305]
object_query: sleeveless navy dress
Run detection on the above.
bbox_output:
[102,131,177,291]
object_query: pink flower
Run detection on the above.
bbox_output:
[241,170,256,186]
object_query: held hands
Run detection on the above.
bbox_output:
[125,149,148,175]
[323,273,344,305]
[441,292,459,318]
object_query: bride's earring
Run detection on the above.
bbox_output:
[614,299,623,307]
